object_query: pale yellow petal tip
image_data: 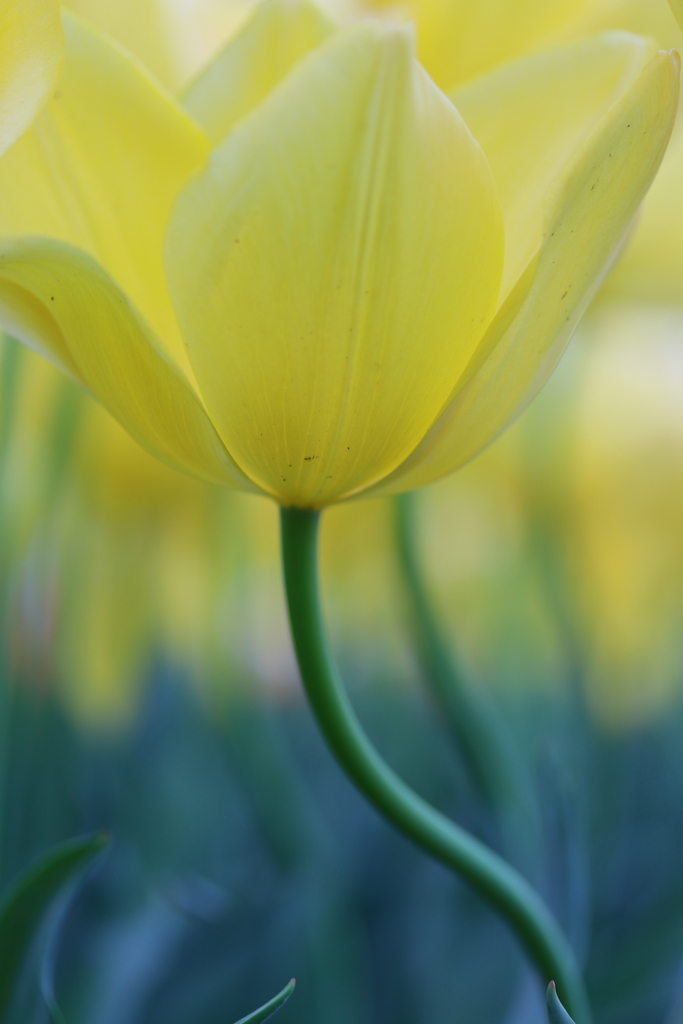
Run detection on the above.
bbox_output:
[658,47,681,100]
[376,17,416,48]
[61,8,208,154]
[331,17,415,54]
[182,0,336,143]
[345,20,417,80]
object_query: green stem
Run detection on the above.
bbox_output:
[280,505,591,1024]
[394,491,535,818]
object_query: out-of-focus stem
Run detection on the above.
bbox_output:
[280,505,590,1024]
[394,491,534,819]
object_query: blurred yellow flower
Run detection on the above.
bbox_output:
[0,4,675,511]
[406,303,683,731]
[570,309,683,727]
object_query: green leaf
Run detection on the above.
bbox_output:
[0,832,109,1022]
[547,982,577,1024]
[234,980,296,1024]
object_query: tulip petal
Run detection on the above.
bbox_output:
[0,12,209,380]
[585,0,682,49]
[600,119,683,304]
[451,32,656,300]
[63,0,178,90]
[411,0,597,91]
[181,0,333,145]
[0,238,257,490]
[0,0,63,156]
[167,23,504,507]
[63,0,256,93]
[370,48,679,496]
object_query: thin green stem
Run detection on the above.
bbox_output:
[280,505,591,1024]
[394,491,535,819]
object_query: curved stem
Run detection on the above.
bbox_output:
[280,506,591,1024]
[394,491,535,818]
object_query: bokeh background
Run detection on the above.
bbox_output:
[4,1,683,1024]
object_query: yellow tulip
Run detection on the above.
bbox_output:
[2,7,675,990]
[0,0,64,155]
[0,5,676,514]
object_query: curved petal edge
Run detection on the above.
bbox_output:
[369,47,680,497]
[0,237,260,492]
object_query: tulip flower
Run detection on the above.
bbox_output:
[1,0,674,735]
[0,5,675,511]
[0,4,677,1018]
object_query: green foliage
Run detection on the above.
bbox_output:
[3,676,683,1024]
[234,980,295,1024]
[0,833,108,1022]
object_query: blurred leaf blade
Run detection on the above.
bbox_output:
[234,979,295,1024]
[0,831,109,1022]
